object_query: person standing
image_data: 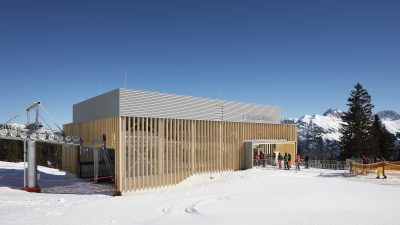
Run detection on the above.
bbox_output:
[295,154,301,171]
[305,154,309,169]
[284,153,288,170]
[254,150,259,166]
[278,153,283,169]
[362,155,368,164]
[262,152,266,167]
[374,156,387,179]
[288,153,292,170]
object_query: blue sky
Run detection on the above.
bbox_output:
[1,0,399,125]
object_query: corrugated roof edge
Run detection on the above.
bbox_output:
[118,88,281,110]
[73,88,120,107]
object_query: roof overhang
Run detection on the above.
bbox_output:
[244,139,296,145]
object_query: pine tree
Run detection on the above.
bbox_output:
[369,115,382,157]
[369,114,397,160]
[340,83,374,159]
[297,142,303,156]
[396,133,400,160]
[380,128,396,160]
[397,144,400,160]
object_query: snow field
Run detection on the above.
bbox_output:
[1,162,400,225]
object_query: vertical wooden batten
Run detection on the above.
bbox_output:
[63,116,297,193]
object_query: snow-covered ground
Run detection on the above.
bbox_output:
[0,161,114,195]
[1,161,400,225]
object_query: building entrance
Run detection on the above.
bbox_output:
[244,140,296,169]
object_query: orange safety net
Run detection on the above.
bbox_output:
[385,162,400,176]
[350,162,384,176]
[350,161,400,177]
[386,161,400,168]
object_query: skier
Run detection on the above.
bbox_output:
[277,153,283,169]
[288,153,292,169]
[295,154,301,171]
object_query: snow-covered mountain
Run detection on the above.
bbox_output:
[283,109,400,158]
[378,110,400,136]
[378,110,400,121]
[297,109,344,142]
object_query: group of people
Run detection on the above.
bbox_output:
[253,150,312,171]
[276,152,308,171]
[253,151,267,167]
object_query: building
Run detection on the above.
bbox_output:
[62,88,297,194]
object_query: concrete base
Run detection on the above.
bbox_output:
[24,186,41,193]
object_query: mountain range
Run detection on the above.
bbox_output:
[283,109,400,158]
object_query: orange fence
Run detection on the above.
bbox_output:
[350,161,400,178]
[385,162,400,177]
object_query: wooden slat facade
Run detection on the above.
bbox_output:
[63,116,297,194]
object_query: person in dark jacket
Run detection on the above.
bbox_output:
[277,153,283,169]
[284,153,288,170]
[362,155,368,164]
[305,154,309,169]
[288,153,292,169]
